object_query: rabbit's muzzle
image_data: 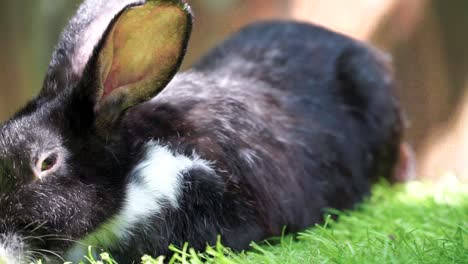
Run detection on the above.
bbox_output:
[0,233,24,264]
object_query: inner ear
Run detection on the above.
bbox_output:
[82,0,192,133]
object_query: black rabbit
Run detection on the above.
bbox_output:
[0,0,403,263]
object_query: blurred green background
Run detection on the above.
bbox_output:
[1,0,468,180]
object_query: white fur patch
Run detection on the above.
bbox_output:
[0,246,14,264]
[0,234,23,264]
[66,141,214,261]
[117,143,213,237]
[0,248,14,264]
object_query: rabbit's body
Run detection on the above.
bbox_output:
[0,1,402,263]
[98,22,401,260]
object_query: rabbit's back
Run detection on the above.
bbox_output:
[121,21,402,236]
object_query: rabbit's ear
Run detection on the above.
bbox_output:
[41,0,147,98]
[80,0,192,133]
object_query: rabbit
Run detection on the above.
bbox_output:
[0,0,404,263]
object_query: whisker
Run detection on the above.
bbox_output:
[24,250,40,264]
[23,220,40,230]
[35,248,65,262]
[47,237,87,246]
[23,234,67,246]
[29,250,49,263]
[29,221,48,233]
[23,236,45,244]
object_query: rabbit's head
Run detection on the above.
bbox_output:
[0,0,192,262]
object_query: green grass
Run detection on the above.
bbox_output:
[58,178,468,263]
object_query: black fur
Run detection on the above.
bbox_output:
[0,1,402,263]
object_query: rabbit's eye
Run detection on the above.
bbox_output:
[40,153,58,172]
[32,152,61,180]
